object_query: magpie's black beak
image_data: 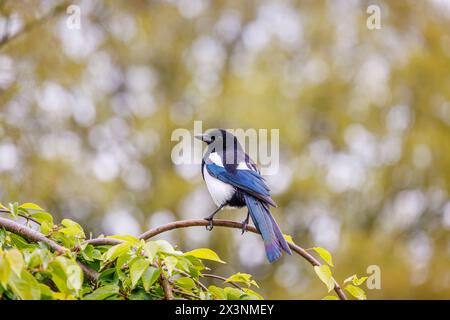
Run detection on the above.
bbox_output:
[195,133,212,143]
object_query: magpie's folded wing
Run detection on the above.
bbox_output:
[205,163,277,207]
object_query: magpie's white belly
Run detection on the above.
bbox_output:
[203,166,235,207]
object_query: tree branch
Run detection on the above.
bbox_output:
[0,209,42,226]
[84,219,347,300]
[202,273,243,290]
[172,288,200,300]
[1,214,347,299]
[159,270,173,300]
[0,216,99,282]
[174,267,208,292]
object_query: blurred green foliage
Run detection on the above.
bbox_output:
[0,0,450,299]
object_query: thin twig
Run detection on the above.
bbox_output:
[201,273,243,290]
[0,209,42,225]
[0,216,99,281]
[173,267,208,292]
[172,288,201,300]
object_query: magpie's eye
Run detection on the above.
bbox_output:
[210,136,215,142]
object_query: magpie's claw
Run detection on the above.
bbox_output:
[204,218,214,231]
[241,215,250,235]
[241,223,247,235]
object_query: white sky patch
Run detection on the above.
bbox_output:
[57,17,105,61]
[175,0,209,19]
[0,143,19,172]
[265,162,293,195]
[386,104,412,133]
[442,202,450,229]
[92,153,120,182]
[36,82,72,119]
[121,162,151,191]
[146,210,177,243]
[309,213,341,251]
[345,124,378,166]
[326,153,366,193]
[383,190,427,231]
[0,55,15,89]
[238,235,266,267]
[274,261,301,289]
[214,9,242,43]
[103,208,141,236]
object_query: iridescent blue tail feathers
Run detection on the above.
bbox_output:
[244,194,292,262]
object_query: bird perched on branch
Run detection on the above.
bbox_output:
[196,129,292,262]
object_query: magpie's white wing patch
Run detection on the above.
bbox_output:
[207,152,224,167]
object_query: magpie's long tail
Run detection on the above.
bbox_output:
[243,194,292,263]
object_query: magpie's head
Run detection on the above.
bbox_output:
[195,129,241,151]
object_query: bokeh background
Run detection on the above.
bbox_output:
[1,0,450,299]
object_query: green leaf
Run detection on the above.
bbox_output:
[30,211,54,224]
[175,277,196,290]
[84,284,120,300]
[59,219,85,239]
[107,234,140,245]
[353,276,368,286]
[142,266,161,291]
[322,295,339,300]
[38,283,56,299]
[66,264,83,294]
[115,252,132,286]
[97,269,117,285]
[313,247,334,267]
[344,274,368,286]
[9,233,34,249]
[103,242,132,263]
[208,285,226,300]
[142,242,158,262]
[154,240,176,254]
[224,287,243,300]
[9,202,19,218]
[345,284,367,300]
[129,289,152,300]
[25,249,44,269]
[283,234,295,244]
[40,221,53,235]
[185,248,225,264]
[8,270,41,300]
[164,256,178,276]
[344,274,356,283]
[20,203,45,211]
[314,265,335,292]
[241,288,264,300]
[0,254,11,287]
[53,292,76,300]
[129,257,150,289]
[225,272,259,288]
[80,245,94,262]
[5,249,24,276]
[48,256,83,297]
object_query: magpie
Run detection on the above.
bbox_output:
[196,129,292,263]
